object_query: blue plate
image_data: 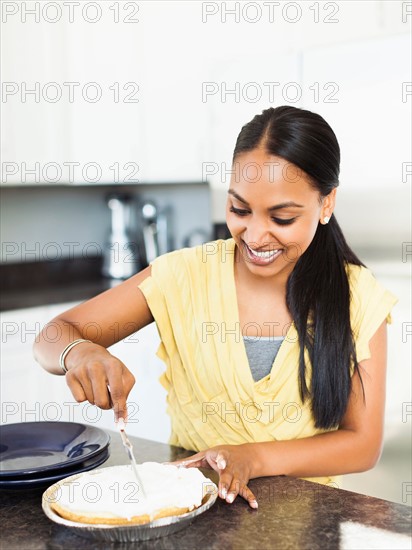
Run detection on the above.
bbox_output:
[0,422,110,477]
[0,447,110,489]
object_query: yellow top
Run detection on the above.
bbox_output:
[138,238,398,486]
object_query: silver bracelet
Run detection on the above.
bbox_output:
[59,339,92,374]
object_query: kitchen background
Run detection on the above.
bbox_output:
[1,1,411,505]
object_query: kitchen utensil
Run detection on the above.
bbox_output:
[117,419,146,499]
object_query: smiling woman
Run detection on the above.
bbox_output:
[226,155,331,276]
[226,107,355,429]
[34,106,398,510]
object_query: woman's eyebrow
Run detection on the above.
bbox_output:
[228,189,304,210]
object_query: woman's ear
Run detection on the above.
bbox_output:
[321,188,337,224]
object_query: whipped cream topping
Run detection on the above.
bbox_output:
[51,463,216,520]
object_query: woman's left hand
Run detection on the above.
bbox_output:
[173,444,259,509]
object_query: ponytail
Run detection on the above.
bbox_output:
[286,215,365,428]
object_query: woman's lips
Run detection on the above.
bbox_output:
[242,240,283,265]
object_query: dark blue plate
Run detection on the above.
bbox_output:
[0,422,110,477]
[0,447,110,489]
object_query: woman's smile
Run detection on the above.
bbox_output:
[226,149,325,282]
[242,239,284,265]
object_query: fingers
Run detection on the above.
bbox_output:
[65,376,87,403]
[236,481,258,509]
[170,447,259,510]
[193,448,228,473]
[219,472,258,509]
[214,451,228,471]
[65,350,135,421]
[106,359,135,421]
[89,362,112,409]
[170,449,225,470]
[176,449,227,472]
[213,450,258,509]
[170,452,208,469]
[66,368,96,404]
[66,362,106,407]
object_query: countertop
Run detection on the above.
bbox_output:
[0,256,120,311]
[0,433,411,550]
[0,280,115,311]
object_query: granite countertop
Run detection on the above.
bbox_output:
[0,256,121,311]
[1,280,115,311]
[0,433,411,550]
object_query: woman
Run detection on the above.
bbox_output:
[34,106,398,509]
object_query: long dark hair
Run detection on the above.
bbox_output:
[233,106,365,429]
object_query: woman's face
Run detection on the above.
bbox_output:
[226,149,335,282]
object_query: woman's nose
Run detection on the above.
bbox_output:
[244,216,274,247]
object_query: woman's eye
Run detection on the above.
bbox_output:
[230,206,249,216]
[272,217,296,225]
[230,206,296,225]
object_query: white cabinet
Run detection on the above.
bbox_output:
[1,2,208,185]
[1,5,144,185]
[2,1,409,186]
[1,14,71,184]
[0,303,170,443]
[135,2,210,183]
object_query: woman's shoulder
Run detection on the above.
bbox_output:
[345,262,389,303]
[345,262,396,297]
[345,262,375,289]
[345,262,398,330]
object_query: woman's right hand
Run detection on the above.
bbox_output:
[64,341,136,421]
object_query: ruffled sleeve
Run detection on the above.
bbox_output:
[137,253,181,362]
[137,267,167,338]
[347,264,399,363]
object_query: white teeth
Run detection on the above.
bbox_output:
[247,245,280,258]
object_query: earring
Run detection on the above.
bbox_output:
[323,216,330,224]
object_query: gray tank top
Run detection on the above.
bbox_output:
[243,335,285,381]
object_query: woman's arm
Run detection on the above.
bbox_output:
[178,319,388,507]
[33,266,154,419]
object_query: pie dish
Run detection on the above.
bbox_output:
[42,464,218,542]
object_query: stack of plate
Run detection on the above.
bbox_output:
[0,421,110,489]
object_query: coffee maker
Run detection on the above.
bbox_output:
[102,193,142,279]
[139,200,173,264]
